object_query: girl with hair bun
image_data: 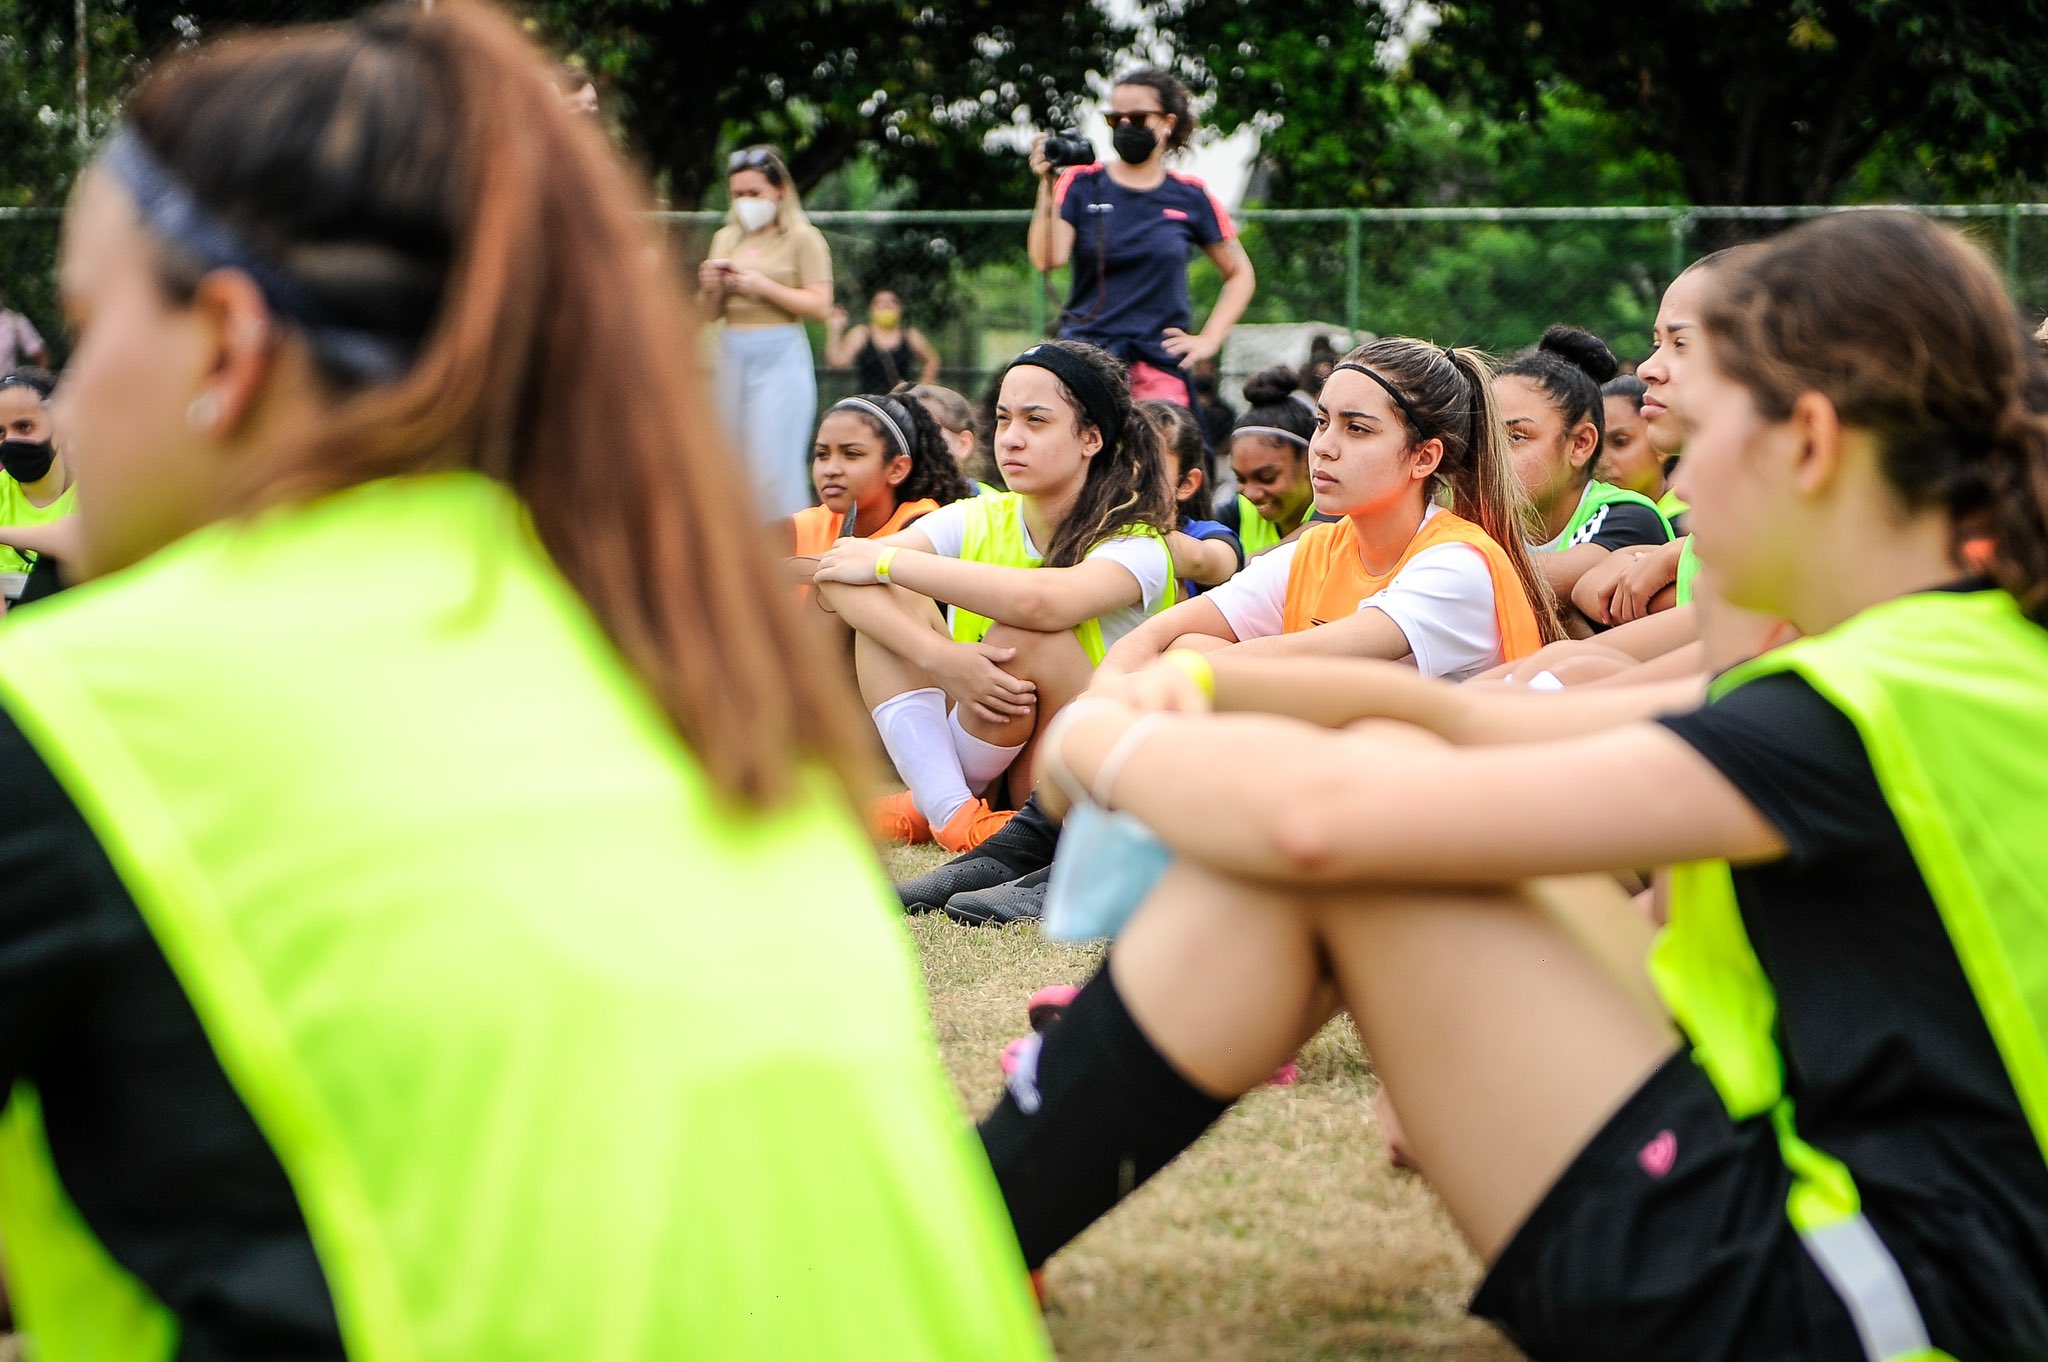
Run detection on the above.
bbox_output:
[0,4,1050,1355]
[1496,325,1673,624]
[1098,337,1561,683]
[983,210,2048,1361]
[1222,364,1318,556]
[815,339,1176,852]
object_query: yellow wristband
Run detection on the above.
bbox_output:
[874,547,898,582]
[1161,648,1217,701]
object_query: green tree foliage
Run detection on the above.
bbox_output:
[1415,0,2048,206]
[537,0,1128,210]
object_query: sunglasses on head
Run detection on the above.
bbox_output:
[727,148,783,182]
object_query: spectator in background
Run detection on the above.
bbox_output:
[1026,67,1255,408]
[1189,356,1236,452]
[697,145,833,519]
[552,63,598,116]
[1302,335,1339,395]
[0,290,48,372]
[827,289,941,392]
[0,369,75,605]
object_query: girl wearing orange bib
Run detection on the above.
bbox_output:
[789,393,967,575]
[1096,337,1558,682]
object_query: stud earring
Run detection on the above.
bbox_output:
[186,392,220,433]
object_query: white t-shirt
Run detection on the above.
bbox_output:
[1202,506,1505,680]
[910,498,1173,654]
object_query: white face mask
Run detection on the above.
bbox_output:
[734,197,778,233]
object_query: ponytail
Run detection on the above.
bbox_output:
[121,0,875,809]
[1442,347,1566,644]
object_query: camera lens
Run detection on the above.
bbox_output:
[1041,132,1095,169]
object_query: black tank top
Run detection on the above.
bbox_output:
[856,332,920,392]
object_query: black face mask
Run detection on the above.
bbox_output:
[0,439,55,485]
[1112,121,1160,166]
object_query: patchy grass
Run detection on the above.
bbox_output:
[888,844,1522,1362]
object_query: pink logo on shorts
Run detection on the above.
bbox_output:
[1638,1129,1678,1179]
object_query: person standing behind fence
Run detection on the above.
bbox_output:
[0,290,48,372]
[698,146,833,518]
[1026,68,1255,408]
[828,289,941,393]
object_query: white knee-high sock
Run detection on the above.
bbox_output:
[873,688,973,828]
[950,707,1027,792]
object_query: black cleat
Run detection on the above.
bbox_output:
[896,794,1058,913]
[943,867,1051,926]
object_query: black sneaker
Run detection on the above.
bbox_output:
[896,794,1058,913]
[943,867,1051,926]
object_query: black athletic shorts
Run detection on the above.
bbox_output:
[1471,1052,1866,1362]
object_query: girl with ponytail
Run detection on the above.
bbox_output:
[1097,336,1561,681]
[1496,325,1674,626]
[814,339,1176,852]
[5,5,1050,1355]
[982,210,2048,1362]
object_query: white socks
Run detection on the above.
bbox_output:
[873,688,974,828]
[951,707,1026,792]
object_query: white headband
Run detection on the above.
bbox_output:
[1233,424,1310,448]
[832,396,913,458]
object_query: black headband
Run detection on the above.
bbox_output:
[0,373,53,400]
[1004,344,1123,451]
[1331,361,1432,436]
[101,127,416,387]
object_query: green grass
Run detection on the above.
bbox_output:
[889,843,1523,1362]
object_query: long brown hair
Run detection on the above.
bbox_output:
[1013,340,1177,568]
[1339,337,1566,644]
[121,1,871,808]
[1703,211,2048,624]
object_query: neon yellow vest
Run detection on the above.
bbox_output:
[0,473,1048,1362]
[948,490,1169,664]
[1234,494,1282,557]
[1557,479,1673,548]
[1653,589,2048,1362]
[0,477,76,575]
[1675,536,1701,606]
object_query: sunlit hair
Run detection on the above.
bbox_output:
[1338,338,1565,643]
[1702,210,2048,623]
[118,0,871,808]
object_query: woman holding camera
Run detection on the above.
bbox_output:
[699,146,834,518]
[1027,68,1255,408]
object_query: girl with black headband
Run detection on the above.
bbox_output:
[1221,365,1318,556]
[0,369,77,605]
[1093,337,1562,685]
[0,5,1052,1356]
[789,392,969,564]
[814,339,1175,853]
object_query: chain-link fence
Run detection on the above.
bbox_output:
[11,202,2048,393]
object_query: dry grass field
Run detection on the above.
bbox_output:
[891,843,1525,1362]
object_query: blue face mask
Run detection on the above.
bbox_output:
[1041,801,1174,944]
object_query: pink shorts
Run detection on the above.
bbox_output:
[1129,360,1191,405]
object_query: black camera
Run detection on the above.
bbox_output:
[1040,131,1095,169]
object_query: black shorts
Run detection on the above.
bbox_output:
[1471,1052,1865,1362]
